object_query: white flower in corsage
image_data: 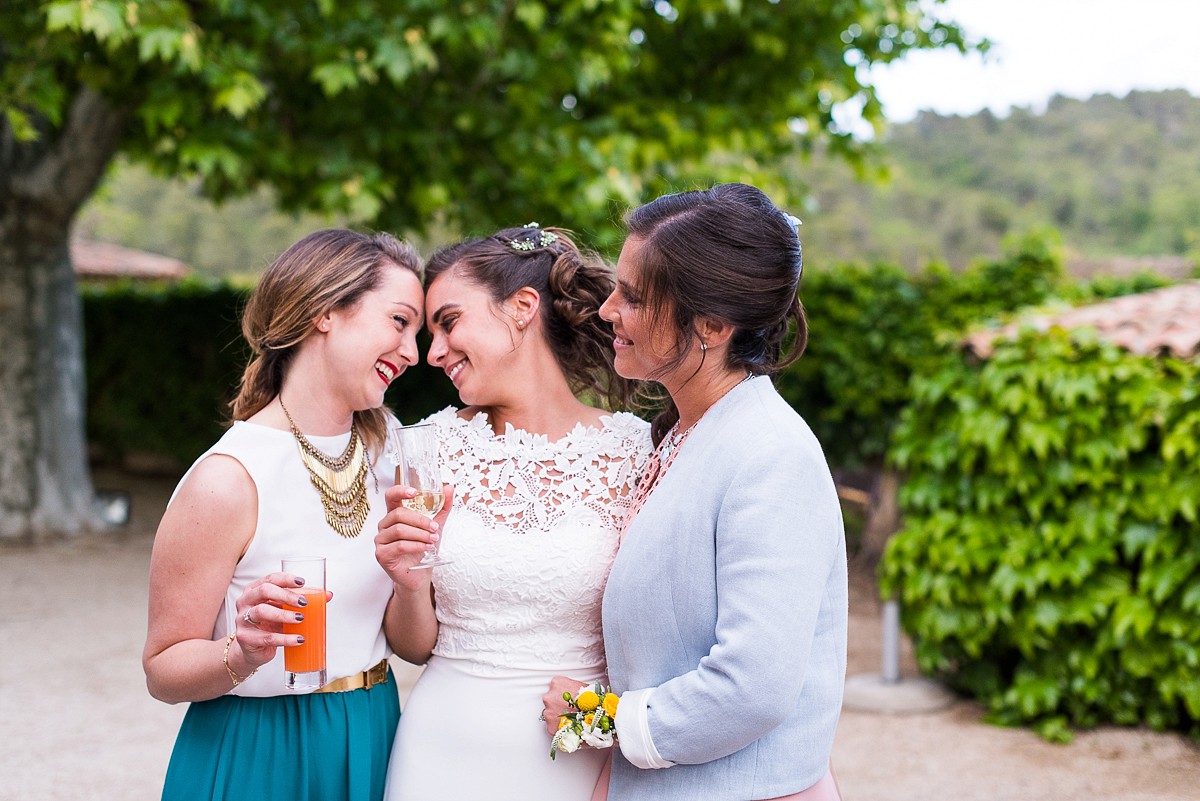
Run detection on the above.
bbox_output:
[550,683,620,760]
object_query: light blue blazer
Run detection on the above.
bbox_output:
[603,376,848,801]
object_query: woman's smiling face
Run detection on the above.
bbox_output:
[424,268,523,406]
[322,262,424,411]
[599,236,679,381]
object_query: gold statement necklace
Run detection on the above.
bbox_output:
[279,398,369,538]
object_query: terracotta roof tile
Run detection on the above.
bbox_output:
[964,280,1200,359]
[71,238,189,280]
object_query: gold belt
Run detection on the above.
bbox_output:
[313,659,390,694]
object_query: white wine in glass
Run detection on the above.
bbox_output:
[387,423,452,569]
[401,489,444,517]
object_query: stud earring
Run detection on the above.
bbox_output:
[516,318,526,329]
[700,342,708,352]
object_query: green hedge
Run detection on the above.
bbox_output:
[82,234,1174,479]
[880,328,1200,740]
[779,229,1175,470]
[779,230,1067,468]
[82,278,458,470]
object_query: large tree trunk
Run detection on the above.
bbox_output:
[0,88,128,541]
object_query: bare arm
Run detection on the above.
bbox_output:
[375,482,452,663]
[142,455,309,704]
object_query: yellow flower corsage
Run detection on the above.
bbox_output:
[549,683,619,759]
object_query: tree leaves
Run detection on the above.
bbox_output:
[3,0,973,235]
[213,72,267,118]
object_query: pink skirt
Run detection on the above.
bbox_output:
[758,767,842,801]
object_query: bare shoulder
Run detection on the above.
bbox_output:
[173,453,255,511]
[155,453,257,555]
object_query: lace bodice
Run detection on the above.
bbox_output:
[423,407,652,674]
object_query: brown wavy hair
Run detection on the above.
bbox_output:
[425,226,634,410]
[623,183,807,444]
[229,228,424,455]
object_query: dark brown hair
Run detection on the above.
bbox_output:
[425,226,634,410]
[624,183,807,442]
[230,228,424,454]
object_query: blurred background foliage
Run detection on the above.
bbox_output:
[12,0,972,247]
[76,90,1200,278]
[2,0,972,538]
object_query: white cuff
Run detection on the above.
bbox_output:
[613,688,675,770]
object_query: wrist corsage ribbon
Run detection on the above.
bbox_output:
[550,683,619,759]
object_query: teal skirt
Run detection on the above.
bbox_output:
[161,669,400,801]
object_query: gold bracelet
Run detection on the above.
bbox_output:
[222,633,258,687]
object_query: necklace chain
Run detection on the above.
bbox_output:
[279,398,370,539]
[620,373,755,540]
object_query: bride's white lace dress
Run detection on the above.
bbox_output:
[384,408,651,801]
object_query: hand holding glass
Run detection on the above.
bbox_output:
[281,555,327,690]
[387,423,451,569]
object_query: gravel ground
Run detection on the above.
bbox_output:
[2,468,1197,801]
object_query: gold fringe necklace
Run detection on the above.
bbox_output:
[280,398,370,538]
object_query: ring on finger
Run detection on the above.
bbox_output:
[243,609,258,627]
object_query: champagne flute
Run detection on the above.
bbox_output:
[387,423,451,569]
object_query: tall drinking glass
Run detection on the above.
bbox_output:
[281,555,327,690]
[387,423,451,569]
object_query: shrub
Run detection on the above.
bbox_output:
[880,327,1200,740]
[781,228,1065,469]
[84,278,250,466]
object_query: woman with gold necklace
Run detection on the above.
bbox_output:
[144,228,426,801]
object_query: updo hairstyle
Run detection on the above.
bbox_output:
[624,183,807,443]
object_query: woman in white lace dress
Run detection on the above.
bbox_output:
[375,225,652,801]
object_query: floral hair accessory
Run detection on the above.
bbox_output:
[510,222,560,251]
[549,683,619,759]
[783,212,802,232]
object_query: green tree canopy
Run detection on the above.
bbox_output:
[5,0,969,238]
[0,0,970,539]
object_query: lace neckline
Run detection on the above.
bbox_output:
[435,407,634,451]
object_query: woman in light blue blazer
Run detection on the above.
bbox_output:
[544,183,847,800]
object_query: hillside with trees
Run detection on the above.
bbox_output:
[797,89,1200,273]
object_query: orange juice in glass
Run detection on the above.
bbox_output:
[281,556,327,690]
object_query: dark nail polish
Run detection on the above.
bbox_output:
[295,576,306,586]
[295,612,304,622]
[297,595,308,606]
[296,636,305,644]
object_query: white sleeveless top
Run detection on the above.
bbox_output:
[423,408,652,676]
[170,420,395,697]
